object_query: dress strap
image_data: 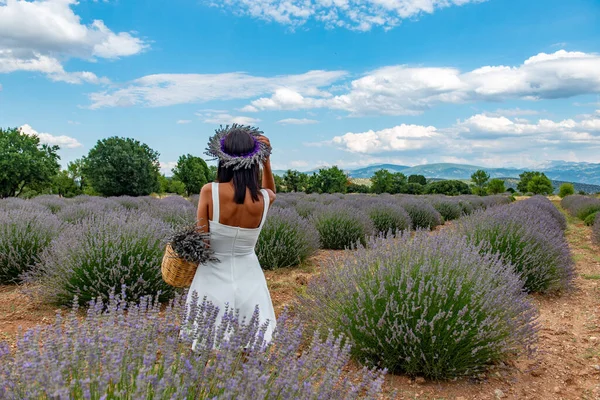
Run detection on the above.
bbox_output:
[211,182,220,223]
[258,189,270,229]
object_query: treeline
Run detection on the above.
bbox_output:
[0,127,568,198]
[1,127,215,198]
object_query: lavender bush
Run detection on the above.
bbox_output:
[452,198,574,293]
[300,233,538,379]
[0,208,62,284]
[584,212,598,226]
[56,199,124,223]
[27,211,174,305]
[31,195,68,213]
[147,195,197,228]
[426,196,463,221]
[366,201,412,235]
[256,207,320,269]
[561,194,600,220]
[295,201,320,219]
[397,198,444,230]
[0,291,385,399]
[311,204,374,249]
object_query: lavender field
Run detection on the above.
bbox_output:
[0,193,596,399]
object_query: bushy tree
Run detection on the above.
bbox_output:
[527,175,553,195]
[83,137,160,197]
[471,169,490,196]
[172,155,209,196]
[313,166,348,194]
[518,171,551,193]
[283,170,308,192]
[370,169,394,194]
[347,183,370,193]
[425,180,471,196]
[487,179,506,195]
[67,158,88,192]
[403,182,425,195]
[558,183,575,198]
[52,171,81,198]
[0,127,61,198]
[408,174,427,185]
[159,175,186,195]
[207,165,217,182]
[274,175,286,193]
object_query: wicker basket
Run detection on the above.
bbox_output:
[161,243,199,288]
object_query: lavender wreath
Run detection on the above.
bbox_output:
[204,124,272,170]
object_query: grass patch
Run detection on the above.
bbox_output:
[582,274,600,280]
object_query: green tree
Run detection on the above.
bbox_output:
[283,170,308,192]
[558,183,575,198]
[306,173,322,194]
[318,166,348,194]
[517,171,550,193]
[408,174,427,185]
[274,175,286,193]
[425,180,471,196]
[159,175,186,195]
[527,175,553,195]
[371,169,394,194]
[347,182,370,193]
[207,165,218,182]
[391,172,407,194]
[471,169,490,196]
[52,170,81,198]
[67,158,87,191]
[403,182,425,195]
[83,137,160,197]
[487,179,506,195]
[0,127,60,198]
[172,154,209,196]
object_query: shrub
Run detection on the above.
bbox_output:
[0,208,62,284]
[295,201,320,219]
[27,211,174,305]
[31,195,68,213]
[561,195,600,220]
[584,212,598,227]
[515,195,567,231]
[367,202,412,234]
[56,199,124,223]
[427,197,462,221]
[147,196,196,228]
[256,207,320,269]
[300,233,538,379]
[397,198,443,230]
[311,204,374,249]
[0,292,385,399]
[452,200,574,293]
[558,183,575,198]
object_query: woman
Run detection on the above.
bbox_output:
[186,125,277,347]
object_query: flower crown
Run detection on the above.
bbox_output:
[204,124,271,170]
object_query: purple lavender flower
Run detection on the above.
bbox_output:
[0,208,62,284]
[0,291,385,398]
[299,232,538,379]
[311,203,375,249]
[561,194,600,220]
[256,207,320,269]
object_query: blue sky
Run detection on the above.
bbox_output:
[1,0,600,175]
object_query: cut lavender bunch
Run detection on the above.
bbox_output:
[167,223,218,265]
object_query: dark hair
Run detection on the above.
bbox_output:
[217,128,261,204]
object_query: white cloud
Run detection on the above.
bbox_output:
[176,119,192,124]
[330,124,442,154]
[290,160,309,168]
[246,50,600,116]
[0,0,147,83]
[206,0,487,31]
[277,118,319,125]
[19,124,82,148]
[318,111,600,167]
[88,70,346,109]
[201,113,261,125]
[67,120,80,125]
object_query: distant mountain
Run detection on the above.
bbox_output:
[347,161,600,187]
[345,164,411,178]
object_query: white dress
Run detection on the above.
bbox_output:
[185,182,277,347]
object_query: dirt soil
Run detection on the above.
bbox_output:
[1,207,599,399]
